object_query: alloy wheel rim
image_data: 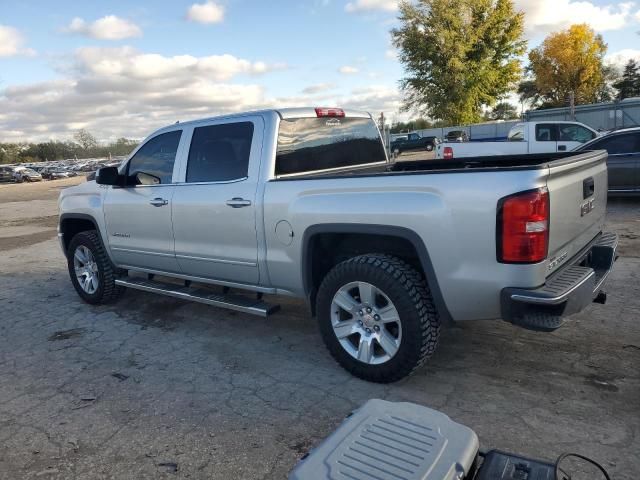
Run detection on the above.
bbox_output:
[73,245,99,294]
[330,281,402,365]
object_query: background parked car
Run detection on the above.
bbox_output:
[390,132,440,153]
[445,130,469,142]
[41,168,76,180]
[575,126,640,194]
[0,166,16,182]
[13,167,43,182]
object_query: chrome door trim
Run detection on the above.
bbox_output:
[174,254,257,267]
[174,177,248,186]
[111,247,176,258]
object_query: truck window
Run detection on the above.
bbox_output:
[508,125,525,141]
[535,124,555,142]
[408,133,418,140]
[126,130,182,185]
[276,117,386,175]
[559,124,596,143]
[589,133,640,154]
[186,122,254,183]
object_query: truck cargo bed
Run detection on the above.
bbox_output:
[389,151,600,173]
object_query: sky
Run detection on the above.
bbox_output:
[1,0,640,143]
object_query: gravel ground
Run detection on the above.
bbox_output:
[0,179,638,479]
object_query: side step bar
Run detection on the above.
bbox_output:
[115,277,280,317]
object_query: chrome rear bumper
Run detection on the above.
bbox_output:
[501,232,618,331]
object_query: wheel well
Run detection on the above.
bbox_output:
[60,217,97,254]
[306,232,424,314]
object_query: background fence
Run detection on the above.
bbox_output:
[397,97,640,142]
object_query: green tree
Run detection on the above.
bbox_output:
[487,101,519,120]
[517,78,543,108]
[526,24,608,108]
[613,59,640,99]
[390,118,433,133]
[391,0,526,125]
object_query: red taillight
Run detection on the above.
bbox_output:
[315,107,345,118]
[498,188,549,263]
[443,146,453,159]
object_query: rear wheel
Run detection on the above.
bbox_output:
[426,144,434,151]
[67,230,125,305]
[316,254,440,383]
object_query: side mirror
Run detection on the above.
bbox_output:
[95,166,120,185]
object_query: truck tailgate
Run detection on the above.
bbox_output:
[545,150,608,276]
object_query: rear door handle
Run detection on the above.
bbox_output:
[226,197,252,208]
[149,198,168,207]
[557,145,567,151]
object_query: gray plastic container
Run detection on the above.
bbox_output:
[289,399,479,480]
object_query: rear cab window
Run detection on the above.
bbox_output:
[275,116,387,176]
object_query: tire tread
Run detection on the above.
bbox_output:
[317,253,440,383]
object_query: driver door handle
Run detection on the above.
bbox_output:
[226,197,252,208]
[149,198,168,207]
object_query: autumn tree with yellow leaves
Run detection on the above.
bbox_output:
[525,24,609,108]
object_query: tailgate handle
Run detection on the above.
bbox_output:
[583,177,595,199]
[557,145,567,151]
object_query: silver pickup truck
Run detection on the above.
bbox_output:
[58,107,617,382]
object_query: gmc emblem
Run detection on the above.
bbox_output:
[581,198,595,217]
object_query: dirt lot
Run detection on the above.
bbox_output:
[0,179,638,479]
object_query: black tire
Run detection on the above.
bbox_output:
[316,254,440,383]
[67,230,125,305]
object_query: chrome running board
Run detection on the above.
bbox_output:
[115,277,280,317]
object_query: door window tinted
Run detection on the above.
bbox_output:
[276,117,386,175]
[535,124,555,141]
[558,124,595,143]
[127,130,182,185]
[186,122,254,183]
[590,133,640,154]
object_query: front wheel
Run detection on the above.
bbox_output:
[316,254,440,383]
[67,230,125,305]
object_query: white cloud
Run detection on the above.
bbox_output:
[186,1,225,24]
[515,0,635,34]
[345,0,398,13]
[0,25,35,57]
[606,48,640,69]
[65,15,142,40]
[0,51,405,141]
[339,65,359,74]
[74,47,277,81]
[636,8,640,20]
[0,48,288,142]
[301,83,336,94]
